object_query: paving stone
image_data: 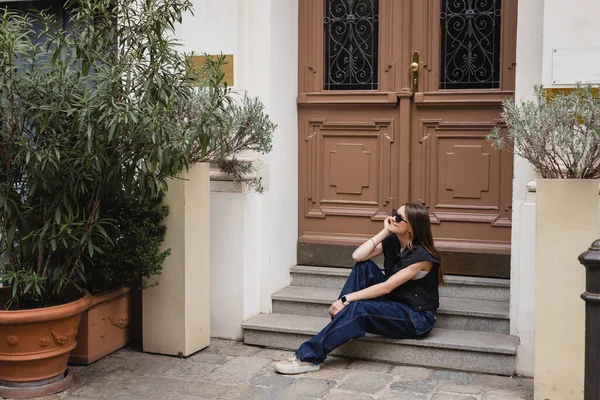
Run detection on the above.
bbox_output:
[324,391,374,400]
[390,366,434,380]
[291,377,336,398]
[127,376,193,398]
[220,383,269,399]
[431,394,477,400]
[200,338,239,354]
[472,374,523,390]
[265,387,308,400]
[389,379,439,394]
[163,359,218,382]
[308,366,352,381]
[250,373,295,390]
[265,386,314,400]
[347,360,392,373]
[156,396,203,400]
[109,346,141,360]
[179,381,233,398]
[377,392,428,400]
[517,378,534,392]
[115,388,192,400]
[65,372,95,392]
[189,352,229,365]
[122,351,181,376]
[433,370,475,385]
[338,372,394,394]
[70,357,126,377]
[47,343,533,400]
[201,356,273,385]
[324,356,352,370]
[253,348,295,360]
[436,382,483,395]
[69,367,139,398]
[111,395,148,400]
[261,360,281,376]
[482,389,532,400]
[59,394,97,400]
[216,342,262,357]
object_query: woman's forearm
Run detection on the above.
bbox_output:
[352,228,390,262]
[344,263,424,303]
[346,282,390,302]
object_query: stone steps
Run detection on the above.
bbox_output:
[242,264,518,375]
[271,286,510,334]
[242,313,518,376]
[290,265,510,302]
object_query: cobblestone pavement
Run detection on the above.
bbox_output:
[32,339,532,400]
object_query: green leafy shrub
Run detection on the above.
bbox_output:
[0,0,193,309]
[182,55,277,192]
[84,190,170,294]
[488,85,600,179]
[0,1,276,309]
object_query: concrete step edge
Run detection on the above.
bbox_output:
[272,286,509,319]
[242,313,518,355]
[291,265,510,288]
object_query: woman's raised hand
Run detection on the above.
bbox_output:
[383,216,394,233]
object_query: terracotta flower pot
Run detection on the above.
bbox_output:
[0,292,92,399]
[69,286,141,365]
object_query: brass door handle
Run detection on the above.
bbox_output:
[411,52,419,92]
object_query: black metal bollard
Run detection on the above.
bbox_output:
[578,239,600,400]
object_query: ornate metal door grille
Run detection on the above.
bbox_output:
[324,0,379,91]
[440,0,502,89]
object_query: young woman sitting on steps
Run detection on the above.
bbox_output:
[275,202,444,375]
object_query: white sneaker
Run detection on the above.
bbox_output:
[275,355,320,375]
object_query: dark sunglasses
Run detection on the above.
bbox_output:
[391,209,406,223]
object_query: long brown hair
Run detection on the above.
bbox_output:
[404,203,445,286]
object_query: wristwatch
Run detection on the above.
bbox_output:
[341,295,350,306]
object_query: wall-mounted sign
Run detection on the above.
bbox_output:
[188,54,234,86]
[552,47,600,85]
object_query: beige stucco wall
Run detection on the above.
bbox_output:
[534,180,598,400]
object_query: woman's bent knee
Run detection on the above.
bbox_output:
[353,260,379,270]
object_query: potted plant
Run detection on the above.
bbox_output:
[68,190,170,365]
[0,0,193,397]
[488,85,600,399]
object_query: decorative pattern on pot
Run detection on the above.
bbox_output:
[50,329,78,346]
[38,337,50,347]
[108,316,130,329]
[6,335,18,347]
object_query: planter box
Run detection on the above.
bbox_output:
[69,286,141,365]
[143,163,210,356]
[534,179,598,400]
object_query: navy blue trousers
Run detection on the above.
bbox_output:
[295,260,435,365]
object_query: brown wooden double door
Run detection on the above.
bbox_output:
[298,0,517,276]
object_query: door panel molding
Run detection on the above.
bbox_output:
[416,119,511,226]
[414,90,516,106]
[298,92,399,107]
[302,118,396,221]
